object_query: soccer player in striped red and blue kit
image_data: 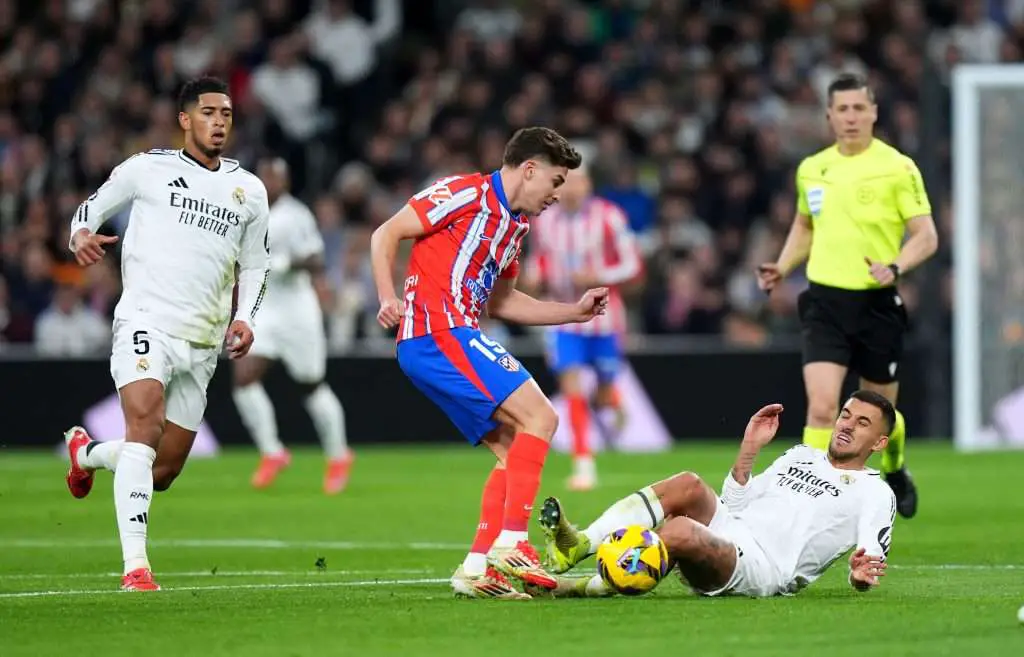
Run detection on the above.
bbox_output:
[371,127,609,599]
[526,165,642,490]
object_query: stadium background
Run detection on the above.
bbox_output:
[0,0,1008,446]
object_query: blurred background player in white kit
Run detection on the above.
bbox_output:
[525,164,642,490]
[232,157,354,494]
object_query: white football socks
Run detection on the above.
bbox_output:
[233,383,285,456]
[78,440,124,472]
[461,552,488,577]
[582,486,665,554]
[491,530,529,549]
[114,442,156,574]
[305,384,349,460]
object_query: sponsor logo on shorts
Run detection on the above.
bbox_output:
[136,357,150,372]
[498,354,520,372]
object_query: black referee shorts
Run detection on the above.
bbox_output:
[797,283,909,384]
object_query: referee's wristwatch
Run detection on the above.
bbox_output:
[887,264,901,282]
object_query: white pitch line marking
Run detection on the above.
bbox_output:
[0,538,466,550]
[0,568,437,580]
[0,577,449,599]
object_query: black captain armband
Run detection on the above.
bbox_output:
[888,264,901,282]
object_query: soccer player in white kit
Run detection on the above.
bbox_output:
[61,77,271,591]
[539,390,896,597]
[232,157,353,493]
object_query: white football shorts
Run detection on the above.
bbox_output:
[694,498,787,598]
[247,301,326,383]
[110,319,220,432]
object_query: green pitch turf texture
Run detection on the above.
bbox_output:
[1,442,1021,656]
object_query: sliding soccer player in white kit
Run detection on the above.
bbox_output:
[232,157,354,494]
[62,77,271,591]
[538,390,896,598]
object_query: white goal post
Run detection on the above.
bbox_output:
[953,65,1024,451]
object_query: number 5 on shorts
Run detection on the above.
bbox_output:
[469,334,506,362]
[133,330,150,355]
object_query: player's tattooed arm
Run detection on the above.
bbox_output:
[730,404,784,484]
[730,442,761,486]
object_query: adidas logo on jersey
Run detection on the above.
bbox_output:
[168,177,189,189]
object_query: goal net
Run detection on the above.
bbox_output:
[953,65,1024,451]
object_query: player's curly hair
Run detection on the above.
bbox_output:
[177,76,230,113]
[502,127,582,170]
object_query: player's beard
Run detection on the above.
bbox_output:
[198,141,224,159]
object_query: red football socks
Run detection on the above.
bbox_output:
[469,467,507,554]
[567,394,591,458]
[503,433,550,532]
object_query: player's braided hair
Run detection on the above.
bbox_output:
[502,127,583,170]
[177,76,230,113]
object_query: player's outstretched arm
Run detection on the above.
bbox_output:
[370,205,428,328]
[488,277,609,326]
[69,155,145,266]
[721,404,784,512]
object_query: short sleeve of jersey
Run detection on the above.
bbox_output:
[795,159,810,216]
[408,176,480,235]
[894,158,931,221]
[500,253,520,280]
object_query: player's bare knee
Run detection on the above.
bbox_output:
[559,370,583,396]
[657,472,709,517]
[522,398,559,439]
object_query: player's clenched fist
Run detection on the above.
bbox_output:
[756,263,782,291]
[71,228,119,267]
[573,287,609,322]
[225,320,254,359]
[377,296,404,329]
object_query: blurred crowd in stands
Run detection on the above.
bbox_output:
[0,0,1016,355]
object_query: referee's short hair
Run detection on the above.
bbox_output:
[827,73,875,105]
[848,390,896,436]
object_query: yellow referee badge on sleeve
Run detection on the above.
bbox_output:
[807,187,824,216]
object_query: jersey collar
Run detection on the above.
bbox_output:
[489,170,519,217]
[178,148,222,172]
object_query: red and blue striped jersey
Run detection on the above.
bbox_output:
[398,171,529,342]
[526,197,641,336]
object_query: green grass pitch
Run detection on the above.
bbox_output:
[0,442,1022,656]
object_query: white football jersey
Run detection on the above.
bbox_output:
[720,445,896,593]
[70,149,271,346]
[264,193,323,312]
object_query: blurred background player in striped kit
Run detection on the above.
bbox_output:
[525,164,642,491]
